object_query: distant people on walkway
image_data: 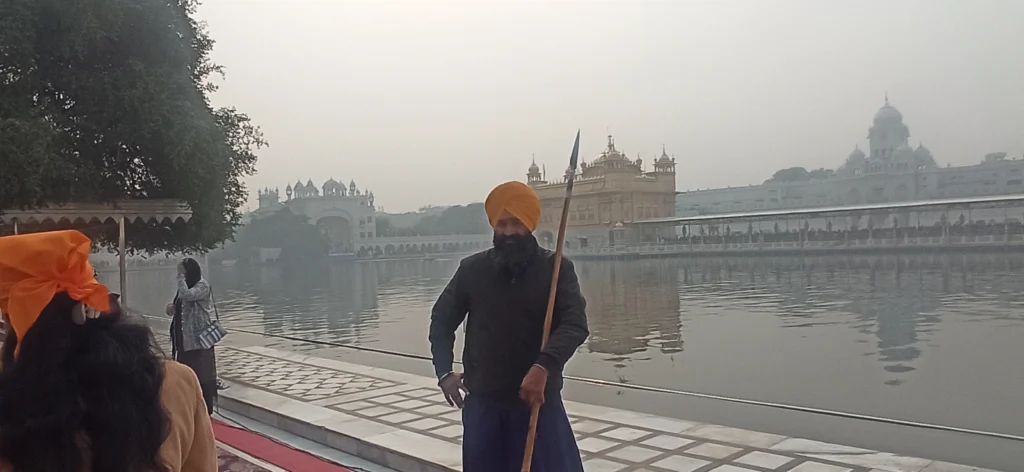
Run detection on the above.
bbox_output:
[0,230,216,472]
[167,257,220,415]
[429,181,590,472]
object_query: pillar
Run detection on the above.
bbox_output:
[118,216,127,307]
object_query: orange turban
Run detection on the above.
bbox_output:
[485,181,541,231]
[0,230,110,346]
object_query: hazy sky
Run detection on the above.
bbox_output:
[198,0,1024,213]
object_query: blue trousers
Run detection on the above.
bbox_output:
[462,394,584,472]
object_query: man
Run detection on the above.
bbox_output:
[429,181,589,472]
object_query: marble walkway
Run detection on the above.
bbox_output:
[216,345,998,472]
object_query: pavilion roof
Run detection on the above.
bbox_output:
[0,200,192,226]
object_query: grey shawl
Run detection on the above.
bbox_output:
[177,275,214,352]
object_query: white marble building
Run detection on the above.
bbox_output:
[254,179,377,254]
[677,97,1024,225]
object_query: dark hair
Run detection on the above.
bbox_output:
[182,257,202,289]
[0,293,170,472]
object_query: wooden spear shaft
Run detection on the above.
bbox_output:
[521,130,581,472]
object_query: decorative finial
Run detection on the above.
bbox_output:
[532,153,536,164]
[885,91,889,105]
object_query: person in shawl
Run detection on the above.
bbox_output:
[0,230,216,472]
[429,181,589,472]
[165,257,219,415]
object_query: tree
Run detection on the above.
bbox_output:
[765,167,810,183]
[0,0,264,253]
[376,216,396,237]
[436,204,491,234]
[808,168,836,180]
[764,167,835,183]
[405,203,490,236]
[231,208,327,263]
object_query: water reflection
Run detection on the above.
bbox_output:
[579,260,683,365]
[216,262,380,344]
[673,254,1024,383]
[109,253,1024,383]
[104,252,1024,433]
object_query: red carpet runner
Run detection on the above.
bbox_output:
[214,419,353,472]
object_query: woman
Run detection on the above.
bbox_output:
[0,230,216,471]
[167,258,219,414]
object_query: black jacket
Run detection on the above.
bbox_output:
[428,247,589,403]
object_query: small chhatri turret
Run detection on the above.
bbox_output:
[323,178,344,196]
[527,154,545,186]
[653,144,677,174]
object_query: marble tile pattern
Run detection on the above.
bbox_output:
[217,346,999,472]
[218,348,399,401]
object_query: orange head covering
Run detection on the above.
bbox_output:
[0,230,110,346]
[485,181,541,232]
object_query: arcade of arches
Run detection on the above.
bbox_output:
[357,241,486,258]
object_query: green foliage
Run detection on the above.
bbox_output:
[808,168,836,180]
[376,204,491,236]
[375,215,400,237]
[764,167,835,184]
[414,204,490,235]
[0,0,264,253]
[231,209,327,263]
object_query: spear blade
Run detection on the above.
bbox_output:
[565,130,581,194]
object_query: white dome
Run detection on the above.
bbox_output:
[874,104,903,122]
[847,146,866,161]
[874,95,903,123]
[914,144,932,158]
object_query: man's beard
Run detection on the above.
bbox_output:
[492,232,538,276]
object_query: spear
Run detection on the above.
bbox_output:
[521,130,581,472]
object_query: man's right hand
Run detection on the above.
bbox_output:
[439,372,468,408]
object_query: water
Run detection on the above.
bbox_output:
[104,253,1024,461]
